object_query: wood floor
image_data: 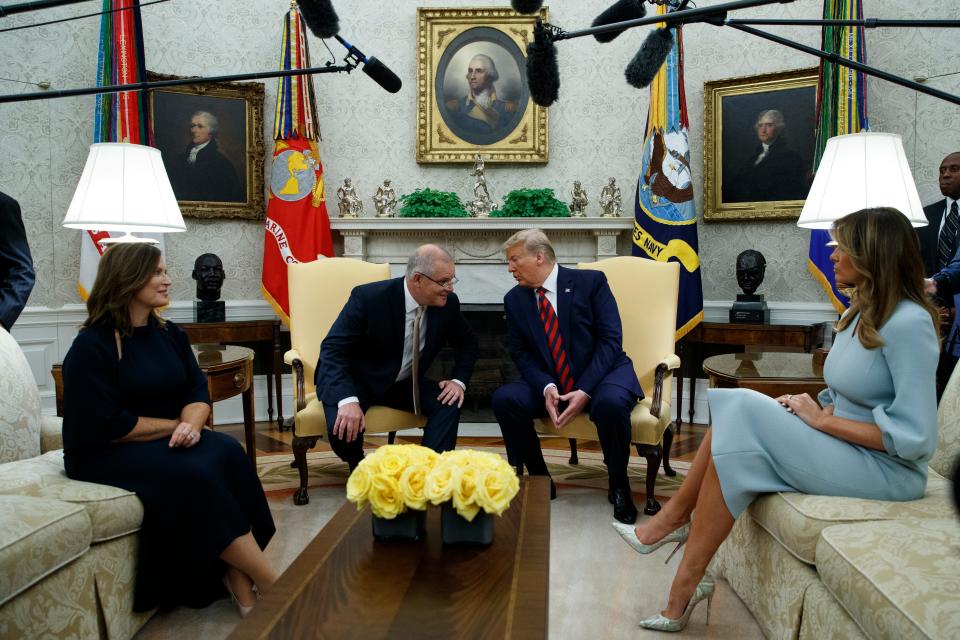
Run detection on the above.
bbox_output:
[215,420,709,463]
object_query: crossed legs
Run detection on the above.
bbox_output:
[221,532,280,607]
[634,428,736,618]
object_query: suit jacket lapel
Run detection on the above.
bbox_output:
[424,305,441,357]
[389,278,407,350]
[556,266,574,356]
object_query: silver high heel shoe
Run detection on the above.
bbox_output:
[223,575,255,618]
[610,521,690,563]
[637,575,716,632]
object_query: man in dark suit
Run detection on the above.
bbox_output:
[0,191,36,332]
[919,152,960,398]
[492,229,642,524]
[315,245,478,469]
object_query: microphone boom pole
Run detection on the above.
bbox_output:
[0,63,357,104]
[0,0,92,17]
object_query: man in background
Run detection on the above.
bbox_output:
[315,245,478,469]
[493,229,642,524]
[0,191,35,332]
[920,152,960,399]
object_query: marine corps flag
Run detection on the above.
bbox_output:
[78,0,162,300]
[632,4,703,340]
[261,5,334,324]
[807,0,868,312]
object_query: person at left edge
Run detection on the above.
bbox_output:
[61,243,277,616]
[314,244,478,470]
[0,191,36,331]
[493,229,643,524]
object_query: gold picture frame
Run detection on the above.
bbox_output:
[148,72,265,220]
[416,7,549,164]
[703,68,819,221]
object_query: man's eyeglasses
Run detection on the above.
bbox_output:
[416,272,459,289]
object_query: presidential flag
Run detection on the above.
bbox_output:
[632,5,702,340]
[261,5,334,325]
[807,0,869,311]
[78,0,162,300]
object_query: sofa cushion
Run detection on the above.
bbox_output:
[0,327,41,464]
[0,451,143,542]
[749,471,954,565]
[929,363,960,478]
[817,518,960,640]
[0,495,91,606]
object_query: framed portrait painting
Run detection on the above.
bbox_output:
[148,72,265,220]
[416,7,548,164]
[703,68,818,221]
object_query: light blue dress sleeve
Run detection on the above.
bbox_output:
[872,303,939,462]
[817,386,835,408]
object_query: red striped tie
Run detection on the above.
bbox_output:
[536,287,574,393]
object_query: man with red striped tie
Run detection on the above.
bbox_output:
[493,229,643,523]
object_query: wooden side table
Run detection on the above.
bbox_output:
[52,344,258,466]
[703,351,827,399]
[677,322,815,429]
[179,320,284,430]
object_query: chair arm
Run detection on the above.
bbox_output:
[40,415,64,453]
[650,353,681,419]
[285,350,308,413]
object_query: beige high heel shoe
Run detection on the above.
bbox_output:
[637,575,715,632]
[223,575,255,618]
[610,521,690,563]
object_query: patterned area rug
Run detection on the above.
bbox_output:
[258,445,688,500]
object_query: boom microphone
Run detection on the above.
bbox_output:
[297,0,339,39]
[334,35,402,93]
[510,0,544,14]
[625,27,674,89]
[591,0,647,43]
[526,19,559,107]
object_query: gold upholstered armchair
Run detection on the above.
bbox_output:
[534,257,681,515]
[284,258,426,505]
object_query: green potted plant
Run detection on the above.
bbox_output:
[491,188,568,218]
[397,188,471,218]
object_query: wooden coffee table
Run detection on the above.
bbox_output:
[703,351,827,399]
[229,476,551,639]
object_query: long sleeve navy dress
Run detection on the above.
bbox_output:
[62,318,275,611]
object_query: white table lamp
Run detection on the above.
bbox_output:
[63,142,185,244]
[797,132,927,230]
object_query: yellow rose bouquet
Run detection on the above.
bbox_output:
[425,449,520,522]
[346,444,439,519]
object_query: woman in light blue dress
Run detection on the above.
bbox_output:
[612,207,941,632]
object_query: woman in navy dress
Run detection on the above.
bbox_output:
[612,207,940,632]
[62,243,277,616]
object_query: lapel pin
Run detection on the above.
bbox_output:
[564,288,571,293]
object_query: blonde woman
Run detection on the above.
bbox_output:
[613,207,940,632]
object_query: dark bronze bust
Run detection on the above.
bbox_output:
[735,249,766,296]
[192,253,225,302]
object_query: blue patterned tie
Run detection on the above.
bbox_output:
[938,201,959,271]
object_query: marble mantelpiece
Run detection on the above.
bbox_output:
[329,217,634,304]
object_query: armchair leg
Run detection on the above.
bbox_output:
[292,435,318,506]
[635,443,663,516]
[662,425,676,477]
[568,438,579,465]
[388,431,397,445]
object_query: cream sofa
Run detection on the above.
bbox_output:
[712,366,960,640]
[0,327,153,639]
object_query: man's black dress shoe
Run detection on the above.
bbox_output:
[611,487,638,524]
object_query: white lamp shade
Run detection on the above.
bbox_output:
[63,142,186,234]
[797,132,926,229]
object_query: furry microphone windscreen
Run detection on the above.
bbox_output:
[297,0,339,39]
[526,38,560,106]
[592,0,647,43]
[625,27,674,89]
[511,0,544,14]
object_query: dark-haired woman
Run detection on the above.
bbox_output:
[62,243,277,616]
[612,207,940,632]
